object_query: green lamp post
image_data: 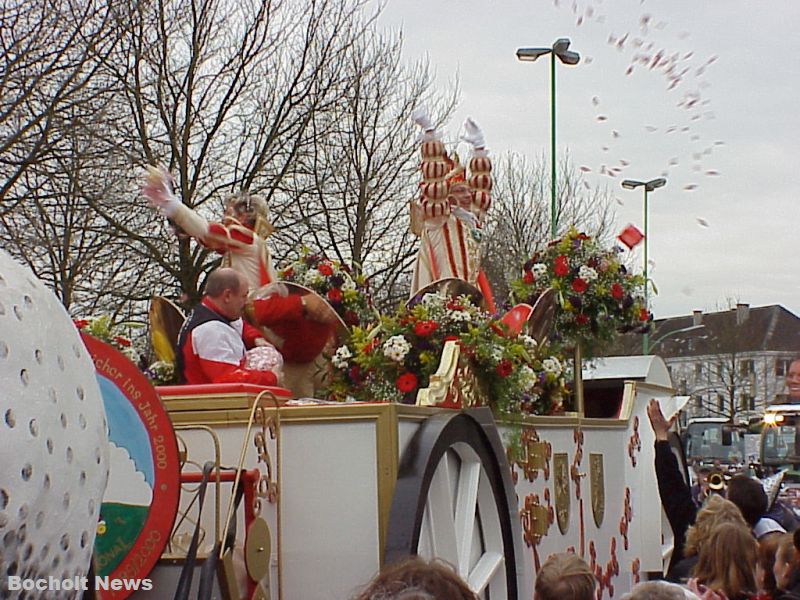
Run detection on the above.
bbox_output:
[517,38,581,239]
[621,177,667,354]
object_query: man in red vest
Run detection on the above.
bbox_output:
[178,268,277,386]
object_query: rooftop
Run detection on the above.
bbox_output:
[612,304,800,357]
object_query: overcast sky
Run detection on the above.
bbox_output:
[377,0,799,319]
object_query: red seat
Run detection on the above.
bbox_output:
[156,383,292,398]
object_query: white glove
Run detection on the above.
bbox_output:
[460,117,486,149]
[410,107,434,132]
[142,165,180,218]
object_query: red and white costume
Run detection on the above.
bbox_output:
[168,203,277,289]
[410,135,492,297]
[179,298,277,386]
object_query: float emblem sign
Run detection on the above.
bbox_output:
[82,333,180,598]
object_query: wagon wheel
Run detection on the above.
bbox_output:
[385,409,523,599]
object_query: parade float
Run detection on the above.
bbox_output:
[0,220,692,600]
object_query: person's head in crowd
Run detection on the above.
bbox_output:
[205,268,248,320]
[684,494,748,557]
[756,531,783,595]
[773,532,800,592]
[787,358,800,400]
[534,552,596,600]
[621,580,695,599]
[352,556,477,600]
[692,521,757,599]
[693,464,713,500]
[726,475,768,527]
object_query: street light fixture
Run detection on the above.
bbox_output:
[517,38,581,238]
[620,177,667,354]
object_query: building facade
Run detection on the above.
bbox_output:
[615,304,800,423]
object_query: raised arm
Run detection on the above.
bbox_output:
[461,117,492,223]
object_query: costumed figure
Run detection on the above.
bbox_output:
[178,268,281,386]
[143,169,336,397]
[409,110,494,308]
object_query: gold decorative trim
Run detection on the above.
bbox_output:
[416,341,460,406]
[589,453,605,528]
[553,453,570,534]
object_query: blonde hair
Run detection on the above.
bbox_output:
[224,191,273,237]
[684,494,748,556]
[692,521,757,598]
[534,553,596,600]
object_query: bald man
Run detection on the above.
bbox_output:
[177,268,277,386]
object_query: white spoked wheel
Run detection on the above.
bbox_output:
[385,410,522,599]
[417,442,506,598]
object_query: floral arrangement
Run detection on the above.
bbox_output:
[509,228,650,357]
[73,315,177,385]
[326,292,570,416]
[73,315,143,363]
[280,250,375,328]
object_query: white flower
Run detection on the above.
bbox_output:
[542,357,563,376]
[519,365,537,391]
[520,334,538,351]
[448,310,471,322]
[421,292,447,308]
[383,335,411,362]
[121,347,140,363]
[532,263,548,277]
[490,346,503,362]
[332,345,353,369]
[579,265,598,281]
[302,268,323,286]
[341,276,356,291]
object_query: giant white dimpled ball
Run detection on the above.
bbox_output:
[0,249,109,599]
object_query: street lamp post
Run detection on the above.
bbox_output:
[517,38,580,239]
[621,177,667,354]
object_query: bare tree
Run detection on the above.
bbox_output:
[273,25,459,310]
[0,0,122,213]
[481,151,616,304]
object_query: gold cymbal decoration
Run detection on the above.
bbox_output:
[148,296,186,364]
[245,517,271,583]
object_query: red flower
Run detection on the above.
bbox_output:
[554,256,569,277]
[317,263,333,276]
[414,320,439,337]
[571,278,588,293]
[282,267,294,279]
[362,339,378,354]
[446,300,463,311]
[348,365,361,383]
[522,270,535,284]
[639,308,650,322]
[443,335,460,343]
[495,359,513,378]
[344,310,359,326]
[113,336,131,347]
[395,372,418,393]
[575,314,590,325]
[327,288,342,302]
[73,319,89,329]
[610,283,624,300]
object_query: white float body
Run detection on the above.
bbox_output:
[139,354,682,600]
